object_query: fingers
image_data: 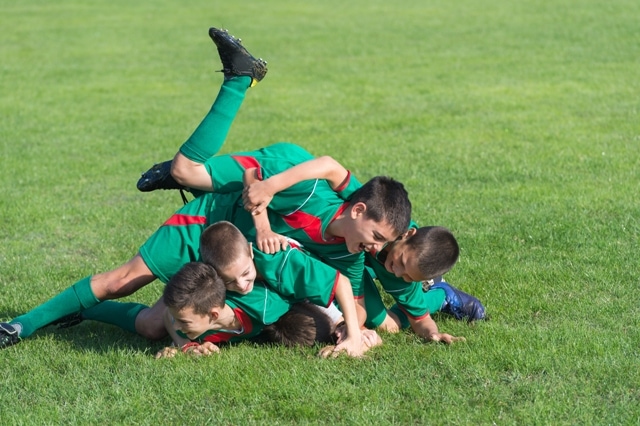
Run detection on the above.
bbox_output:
[155,346,178,359]
[318,345,337,358]
[257,237,289,254]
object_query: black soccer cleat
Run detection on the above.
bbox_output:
[137,160,184,192]
[0,322,20,349]
[431,282,486,322]
[208,27,267,87]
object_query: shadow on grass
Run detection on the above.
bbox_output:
[1,308,168,356]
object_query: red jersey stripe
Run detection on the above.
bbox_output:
[281,202,349,244]
[201,308,254,344]
[163,214,207,226]
[231,155,263,180]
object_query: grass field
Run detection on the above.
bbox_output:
[1,0,639,424]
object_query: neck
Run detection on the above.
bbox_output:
[325,215,347,240]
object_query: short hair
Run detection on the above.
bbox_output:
[256,302,335,347]
[200,221,251,270]
[349,176,411,237]
[405,226,460,279]
[163,262,226,315]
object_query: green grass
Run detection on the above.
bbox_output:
[1,0,639,424]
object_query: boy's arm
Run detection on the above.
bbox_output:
[332,274,365,357]
[243,168,290,254]
[243,156,350,215]
[155,308,192,359]
[408,314,465,344]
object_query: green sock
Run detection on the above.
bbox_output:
[11,276,99,338]
[81,301,148,334]
[178,76,251,163]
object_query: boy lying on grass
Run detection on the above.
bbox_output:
[155,261,381,359]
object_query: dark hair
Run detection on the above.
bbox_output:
[200,221,251,270]
[256,302,335,347]
[349,176,411,237]
[404,226,460,279]
[163,262,226,315]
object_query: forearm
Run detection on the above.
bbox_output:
[409,314,440,341]
[264,156,349,192]
[334,275,362,339]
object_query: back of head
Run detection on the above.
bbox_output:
[259,302,335,347]
[200,221,251,270]
[405,226,460,280]
[164,262,226,315]
[350,176,411,236]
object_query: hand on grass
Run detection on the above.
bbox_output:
[155,346,179,359]
[318,329,382,359]
[428,332,466,344]
[190,341,220,356]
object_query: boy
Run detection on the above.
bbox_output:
[232,153,487,341]
[155,262,381,358]
[198,220,365,357]
[1,28,410,349]
[154,262,329,357]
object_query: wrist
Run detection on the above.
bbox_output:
[181,342,200,353]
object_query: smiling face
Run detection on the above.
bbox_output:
[217,249,257,295]
[383,239,426,283]
[342,202,399,254]
[169,305,215,340]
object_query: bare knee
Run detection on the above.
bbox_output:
[171,152,211,189]
[135,303,168,341]
[378,312,401,333]
[171,153,196,187]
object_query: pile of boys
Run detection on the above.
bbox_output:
[0,28,485,358]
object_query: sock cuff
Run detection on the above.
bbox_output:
[72,276,100,309]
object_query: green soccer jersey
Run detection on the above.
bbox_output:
[182,282,292,345]
[204,142,366,296]
[252,242,340,308]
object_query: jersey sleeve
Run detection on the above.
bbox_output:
[253,247,340,307]
[333,171,363,201]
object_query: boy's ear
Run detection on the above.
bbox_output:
[402,227,417,239]
[209,307,220,321]
[248,242,254,259]
[350,202,367,219]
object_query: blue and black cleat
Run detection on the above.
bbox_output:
[432,282,486,322]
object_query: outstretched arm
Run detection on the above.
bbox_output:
[408,313,465,344]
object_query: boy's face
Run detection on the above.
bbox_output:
[169,306,215,340]
[217,247,257,295]
[384,240,425,283]
[344,203,398,254]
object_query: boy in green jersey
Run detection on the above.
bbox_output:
[198,221,366,356]
[0,27,411,350]
[155,262,381,359]
[240,155,486,343]
[153,262,334,358]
